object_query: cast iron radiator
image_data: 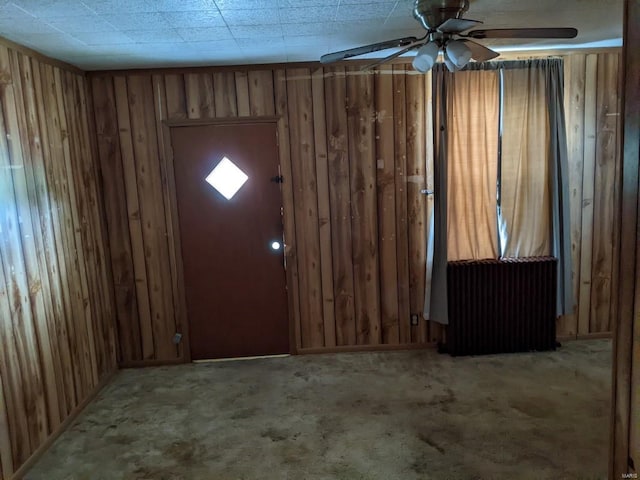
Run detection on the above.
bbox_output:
[444,257,558,356]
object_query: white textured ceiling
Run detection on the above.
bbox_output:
[0,0,624,70]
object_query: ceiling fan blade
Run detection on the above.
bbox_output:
[467,28,578,39]
[437,18,483,34]
[360,40,427,71]
[320,36,420,64]
[461,40,500,62]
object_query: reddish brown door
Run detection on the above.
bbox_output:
[170,122,289,360]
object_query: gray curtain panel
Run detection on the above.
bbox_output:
[425,64,449,324]
[544,59,574,316]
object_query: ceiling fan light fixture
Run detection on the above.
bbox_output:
[320,1,577,72]
[412,41,439,73]
[445,39,473,68]
[443,49,461,72]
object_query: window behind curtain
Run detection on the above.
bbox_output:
[446,67,500,261]
[446,62,552,260]
[499,65,551,257]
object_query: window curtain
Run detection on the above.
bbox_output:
[499,59,573,314]
[425,62,500,323]
[446,65,500,261]
[545,59,573,316]
[424,65,449,324]
[499,62,551,257]
[425,59,573,323]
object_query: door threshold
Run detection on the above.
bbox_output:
[193,353,290,363]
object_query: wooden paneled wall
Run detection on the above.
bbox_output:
[0,43,117,479]
[90,64,436,363]
[89,52,622,363]
[560,52,622,337]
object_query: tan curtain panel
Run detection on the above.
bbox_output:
[500,65,552,257]
[446,67,500,261]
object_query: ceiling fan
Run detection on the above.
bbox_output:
[320,0,578,72]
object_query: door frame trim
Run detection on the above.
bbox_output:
[161,117,300,360]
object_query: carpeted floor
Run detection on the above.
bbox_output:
[27,339,611,480]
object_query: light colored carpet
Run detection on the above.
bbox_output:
[27,340,611,480]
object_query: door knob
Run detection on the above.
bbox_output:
[270,240,282,251]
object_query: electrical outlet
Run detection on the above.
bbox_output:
[410,314,419,326]
[172,333,183,344]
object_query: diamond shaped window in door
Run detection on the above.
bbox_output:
[204,157,248,200]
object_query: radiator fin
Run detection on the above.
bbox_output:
[445,257,557,356]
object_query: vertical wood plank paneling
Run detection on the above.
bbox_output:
[0,80,33,468]
[82,73,118,371]
[607,52,623,344]
[126,75,178,359]
[577,54,598,335]
[91,75,142,362]
[235,71,251,117]
[375,66,400,344]
[0,174,18,480]
[0,46,50,451]
[393,64,412,344]
[32,62,76,416]
[590,53,620,333]
[0,41,117,476]
[561,52,622,338]
[324,66,356,346]
[76,71,113,375]
[286,68,324,348]
[311,67,336,347]
[61,70,103,382]
[54,66,98,394]
[12,52,67,425]
[560,54,586,337]
[113,76,155,360]
[0,366,13,478]
[274,68,302,352]
[152,74,187,360]
[185,73,214,119]
[164,74,187,120]
[213,72,237,117]
[405,71,427,344]
[39,63,85,407]
[248,70,275,116]
[346,68,381,345]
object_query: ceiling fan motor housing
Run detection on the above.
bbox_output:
[413,0,470,30]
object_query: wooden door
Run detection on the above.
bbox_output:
[170,122,289,360]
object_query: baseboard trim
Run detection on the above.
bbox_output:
[577,332,613,340]
[119,357,186,368]
[11,367,118,480]
[297,343,435,355]
[556,335,577,342]
[557,332,613,342]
